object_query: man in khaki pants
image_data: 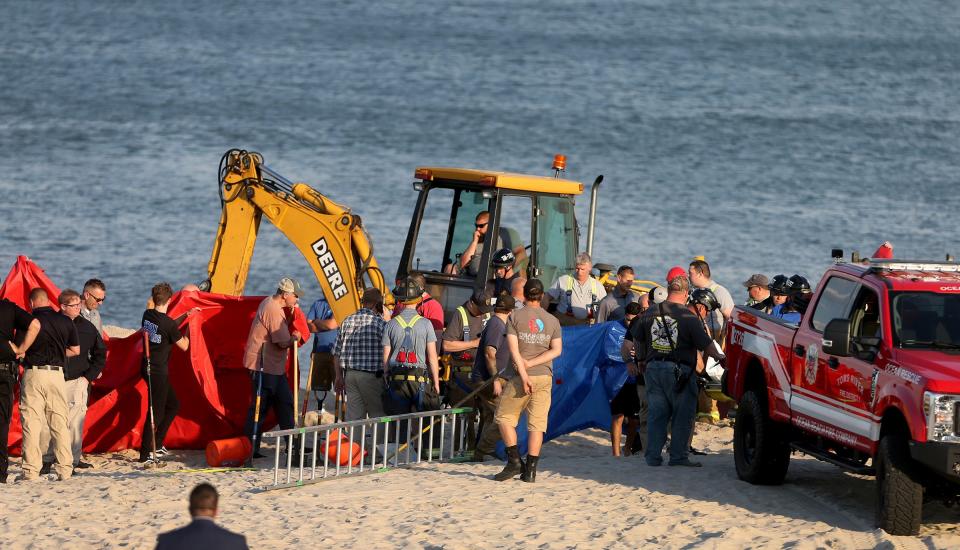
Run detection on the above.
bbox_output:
[18,288,79,482]
[39,289,106,472]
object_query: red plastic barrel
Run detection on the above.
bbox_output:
[206,436,252,467]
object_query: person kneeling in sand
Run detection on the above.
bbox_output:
[493,279,561,483]
[155,483,248,550]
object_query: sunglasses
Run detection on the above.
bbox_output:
[86,292,105,303]
[475,222,488,228]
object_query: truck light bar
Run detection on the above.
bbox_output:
[867,260,960,273]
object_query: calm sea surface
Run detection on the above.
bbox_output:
[2,0,959,326]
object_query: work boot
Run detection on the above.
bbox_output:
[520,455,539,483]
[494,445,525,481]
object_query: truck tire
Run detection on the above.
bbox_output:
[734,390,790,485]
[875,433,923,536]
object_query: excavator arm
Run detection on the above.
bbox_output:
[200,149,391,322]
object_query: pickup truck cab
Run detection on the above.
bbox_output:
[723,258,960,535]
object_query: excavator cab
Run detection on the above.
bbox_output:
[397,167,584,313]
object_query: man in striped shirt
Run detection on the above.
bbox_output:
[333,289,388,421]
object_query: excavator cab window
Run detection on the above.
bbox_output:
[534,196,578,289]
[409,186,492,275]
[496,194,533,277]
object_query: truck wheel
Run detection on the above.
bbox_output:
[734,390,790,485]
[875,433,923,536]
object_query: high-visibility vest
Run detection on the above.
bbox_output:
[392,314,423,367]
[563,276,603,316]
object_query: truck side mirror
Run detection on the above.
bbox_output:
[822,318,852,357]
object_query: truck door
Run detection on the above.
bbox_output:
[790,275,858,412]
[825,284,883,418]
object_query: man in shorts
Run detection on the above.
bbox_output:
[494,279,561,483]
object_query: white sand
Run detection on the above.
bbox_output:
[1,424,957,549]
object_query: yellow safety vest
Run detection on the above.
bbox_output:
[563,276,603,313]
[394,314,423,330]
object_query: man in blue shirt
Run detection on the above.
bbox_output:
[307,295,339,398]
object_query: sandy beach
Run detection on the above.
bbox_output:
[1,424,957,549]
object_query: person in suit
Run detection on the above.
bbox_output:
[155,483,248,550]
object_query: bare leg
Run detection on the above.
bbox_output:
[527,431,543,456]
[498,422,517,447]
[610,414,624,456]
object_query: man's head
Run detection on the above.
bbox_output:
[667,274,690,303]
[361,288,384,310]
[475,211,491,237]
[688,260,711,288]
[666,266,686,285]
[616,265,635,294]
[82,278,106,311]
[510,276,526,302]
[573,252,593,283]
[408,272,428,297]
[393,276,424,306]
[768,274,790,305]
[523,278,545,303]
[624,301,643,325]
[491,248,515,279]
[151,282,174,308]
[276,277,303,308]
[29,287,49,309]
[743,274,770,303]
[689,288,720,319]
[58,289,82,320]
[467,288,493,316]
[188,483,218,519]
[494,292,516,315]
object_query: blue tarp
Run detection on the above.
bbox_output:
[496,321,630,457]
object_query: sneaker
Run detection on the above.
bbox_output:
[39,462,53,475]
[74,460,94,469]
[155,446,170,457]
[140,457,166,468]
[689,447,708,456]
[668,459,703,467]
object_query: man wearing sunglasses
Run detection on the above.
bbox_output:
[81,279,106,335]
[459,211,503,277]
[39,289,106,473]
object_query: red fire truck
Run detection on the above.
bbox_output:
[723,256,960,535]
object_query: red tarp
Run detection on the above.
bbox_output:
[2,256,308,454]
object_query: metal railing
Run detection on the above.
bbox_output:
[261,407,474,490]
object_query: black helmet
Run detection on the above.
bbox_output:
[492,248,515,269]
[690,288,721,311]
[768,274,789,295]
[392,276,424,302]
[786,274,811,295]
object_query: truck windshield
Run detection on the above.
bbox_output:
[891,292,960,350]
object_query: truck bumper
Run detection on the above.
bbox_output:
[909,441,960,482]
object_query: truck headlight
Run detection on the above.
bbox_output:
[923,392,960,442]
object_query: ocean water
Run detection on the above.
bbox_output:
[2,0,959,327]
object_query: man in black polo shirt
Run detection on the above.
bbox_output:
[18,288,79,482]
[40,289,107,472]
[0,298,39,483]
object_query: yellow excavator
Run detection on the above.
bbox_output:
[199,149,657,321]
